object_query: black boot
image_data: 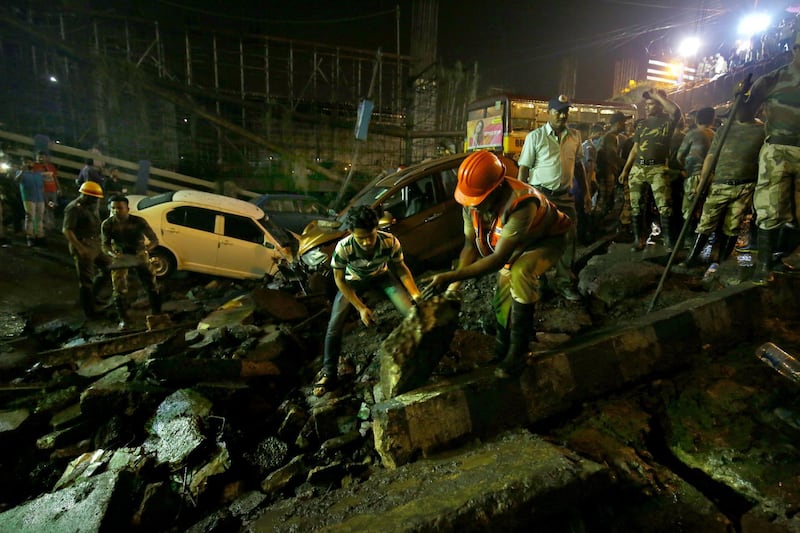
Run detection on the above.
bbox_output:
[630,215,644,251]
[148,291,162,314]
[718,234,738,263]
[681,233,709,268]
[491,323,510,364]
[79,287,99,319]
[495,301,535,378]
[753,228,779,285]
[114,296,129,329]
[660,216,673,251]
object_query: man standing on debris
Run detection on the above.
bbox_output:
[618,90,681,251]
[595,112,628,234]
[314,205,422,396]
[518,95,590,302]
[742,30,800,284]
[422,151,571,378]
[681,105,764,269]
[63,181,111,319]
[676,107,716,229]
[15,158,46,247]
[101,195,162,329]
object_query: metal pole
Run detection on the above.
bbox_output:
[647,75,752,313]
[334,48,382,208]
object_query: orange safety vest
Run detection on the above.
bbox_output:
[470,177,570,258]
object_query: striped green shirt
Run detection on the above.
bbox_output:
[331,230,403,281]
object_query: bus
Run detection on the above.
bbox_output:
[465,94,638,160]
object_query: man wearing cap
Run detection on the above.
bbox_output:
[518,94,590,302]
[63,181,112,319]
[596,111,629,233]
[423,150,570,377]
[618,89,681,251]
[740,30,800,284]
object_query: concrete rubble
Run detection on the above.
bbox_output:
[0,250,799,532]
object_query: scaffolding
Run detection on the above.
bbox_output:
[0,3,475,192]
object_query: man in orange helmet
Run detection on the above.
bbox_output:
[63,181,111,319]
[422,150,570,377]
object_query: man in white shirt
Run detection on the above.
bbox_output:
[518,95,591,302]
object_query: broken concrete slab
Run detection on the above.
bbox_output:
[246,430,607,532]
[379,297,460,399]
[0,407,30,433]
[38,325,187,369]
[371,280,797,469]
[146,357,280,382]
[259,454,306,495]
[144,389,212,468]
[251,287,309,321]
[0,470,128,533]
[198,294,256,330]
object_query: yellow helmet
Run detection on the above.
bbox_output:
[79,181,104,198]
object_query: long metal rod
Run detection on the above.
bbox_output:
[647,75,752,313]
[334,48,382,208]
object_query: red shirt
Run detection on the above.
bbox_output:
[32,162,59,193]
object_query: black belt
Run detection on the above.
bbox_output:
[637,158,664,166]
[716,179,755,185]
[534,185,571,196]
[766,135,800,147]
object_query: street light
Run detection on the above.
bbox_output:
[738,13,771,37]
[678,37,700,57]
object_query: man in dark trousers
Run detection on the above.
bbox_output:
[62,181,110,319]
[101,195,162,329]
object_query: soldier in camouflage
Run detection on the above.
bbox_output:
[681,105,765,268]
[745,30,800,284]
[618,89,681,251]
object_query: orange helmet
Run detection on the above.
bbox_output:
[455,151,506,206]
[79,181,104,198]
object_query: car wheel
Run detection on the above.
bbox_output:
[149,248,176,278]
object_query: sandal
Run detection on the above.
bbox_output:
[312,371,338,397]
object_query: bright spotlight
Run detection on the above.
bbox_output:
[678,37,701,57]
[738,13,771,36]
[48,75,58,83]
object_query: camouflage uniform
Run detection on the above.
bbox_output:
[750,62,800,230]
[743,54,800,282]
[629,114,676,217]
[696,120,764,236]
[677,126,715,221]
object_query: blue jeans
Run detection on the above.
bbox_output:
[322,272,413,375]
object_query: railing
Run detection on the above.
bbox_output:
[0,129,258,199]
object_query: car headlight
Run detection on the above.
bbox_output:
[301,247,330,268]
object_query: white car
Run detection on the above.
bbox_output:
[125,190,295,279]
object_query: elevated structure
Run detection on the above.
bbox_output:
[0,2,474,196]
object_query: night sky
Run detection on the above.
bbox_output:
[112,0,799,100]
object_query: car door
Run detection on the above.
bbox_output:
[163,206,221,274]
[216,212,279,278]
[380,168,463,268]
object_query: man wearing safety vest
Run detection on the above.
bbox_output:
[422,150,570,377]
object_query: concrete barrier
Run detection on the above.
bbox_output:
[372,277,800,468]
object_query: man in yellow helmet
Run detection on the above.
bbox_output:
[63,181,111,319]
[422,150,570,377]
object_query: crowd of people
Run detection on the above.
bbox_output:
[4,30,800,396]
[317,31,800,395]
[0,152,158,330]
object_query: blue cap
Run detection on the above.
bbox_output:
[548,94,571,112]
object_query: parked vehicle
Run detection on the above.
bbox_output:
[250,193,335,234]
[127,190,295,279]
[297,152,518,275]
